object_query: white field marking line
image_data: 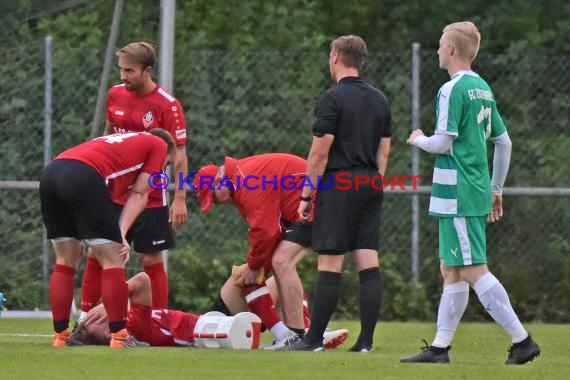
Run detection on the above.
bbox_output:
[0,333,52,337]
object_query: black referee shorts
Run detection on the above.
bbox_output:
[40,159,122,244]
[312,167,383,254]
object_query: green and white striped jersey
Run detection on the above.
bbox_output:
[429,70,507,217]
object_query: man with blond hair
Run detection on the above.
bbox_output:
[401,21,540,365]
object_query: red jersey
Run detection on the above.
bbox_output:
[223,153,309,271]
[106,84,187,207]
[55,132,167,205]
[127,303,200,346]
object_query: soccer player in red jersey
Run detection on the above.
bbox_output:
[80,42,189,317]
[40,130,175,348]
[193,153,323,348]
[75,272,199,347]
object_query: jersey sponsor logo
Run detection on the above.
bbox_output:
[114,110,125,116]
[153,239,166,245]
[176,129,186,139]
[143,111,154,128]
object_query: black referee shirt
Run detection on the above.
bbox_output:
[313,76,392,172]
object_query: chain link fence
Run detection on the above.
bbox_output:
[1,11,568,320]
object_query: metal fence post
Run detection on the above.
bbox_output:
[410,42,421,286]
[159,0,176,273]
[42,35,53,291]
[159,0,175,93]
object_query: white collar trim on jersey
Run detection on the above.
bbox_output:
[451,70,480,79]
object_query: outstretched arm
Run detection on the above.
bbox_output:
[103,119,114,136]
[488,132,512,222]
[377,137,391,175]
[408,130,454,154]
[170,145,189,230]
[490,132,512,195]
[118,172,152,262]
[299,134,334,219]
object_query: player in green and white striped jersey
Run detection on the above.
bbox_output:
[429,71,506,218]
[401,21,540,365]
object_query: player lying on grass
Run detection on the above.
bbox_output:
[72,271,347,349]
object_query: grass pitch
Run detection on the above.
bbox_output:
[0,319,566,380]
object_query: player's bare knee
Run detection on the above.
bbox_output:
[440,264,460,283]
[131,272,151,287]
[128,273,151,304]
[459,263,489,285]
[140,252,163,267]
[272,256,293,273]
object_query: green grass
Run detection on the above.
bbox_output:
[0,319,566,380]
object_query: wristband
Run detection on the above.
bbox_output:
[300,195,312,202]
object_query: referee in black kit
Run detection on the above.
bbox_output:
[281,35,392,352]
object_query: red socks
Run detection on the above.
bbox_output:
[80,257,102,313]
[243,285,281,330]
[49,264,75,332]
[83,259,169,310]
[101,268,128,332]
[144,262,169,308]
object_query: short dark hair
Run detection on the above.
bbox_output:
[116,41,155,69]
[148,128,176,156]
[330,35,368,69]
[72,322,106,345]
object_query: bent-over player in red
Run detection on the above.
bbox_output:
[194,153,321,348]
[40,130,175,348]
